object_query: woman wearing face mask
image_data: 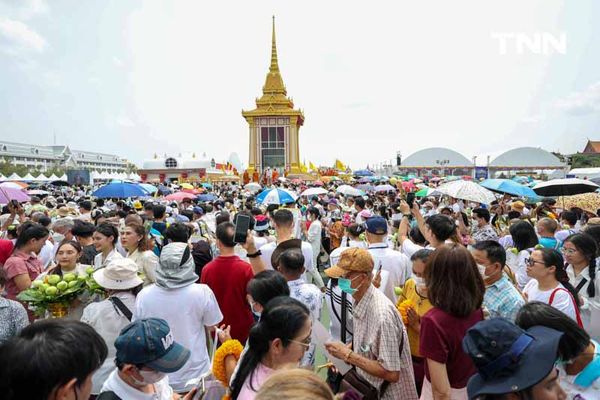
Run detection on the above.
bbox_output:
[122,223,158,286]
[523,248,583,326]
[81,258,144,397]
[396,249,433,395]
[3,222,49,321]
[562,233,600,340]
[516,301,600,398]
[303,207,322,271]
[93,222,124,270]
[229,296,311,400]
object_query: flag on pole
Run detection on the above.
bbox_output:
[309,161,317,171]
[335,159,347,171]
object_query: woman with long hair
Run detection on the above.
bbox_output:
[303,207,322,271]
[92,223,123,270]
[506,220,539,289]
[121,223,158,286]
[523,248,583,326]
[419,244,485,399]
[3,222,49,308]
[229,296,310,400]
[562,232,599,338]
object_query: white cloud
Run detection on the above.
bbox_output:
[0,17,47,52]
[112,57,124,68]
[116,116,135,128]
[555,81,600,116]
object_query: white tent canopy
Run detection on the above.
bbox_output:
[48,174,60,181]
[35,173,49,181]
[22,173,35,181]
[59,174,67,181]
[8,173,21,180]
[0,174,6,181]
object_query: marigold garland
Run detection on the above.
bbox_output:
[212,339,243,389]
[396,299,415,326]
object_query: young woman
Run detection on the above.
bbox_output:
[229,296,311,400]
[420,243,485,399]
[516,301,599,398]
[81,258,143,396]
[563,233,600,339]
[121,223,158,286]
[303,207,322,270]
[523,248,582,326]
[93,223,123,270]
[3,222,49,309]
[506,220,539,289]
[255,368,335,400]
[397,249,434,395]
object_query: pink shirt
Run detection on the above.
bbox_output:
[237,363,274,400]
[3,250,43,301]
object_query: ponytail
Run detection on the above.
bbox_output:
[564,233,598,298]
[229,297,309,399]
[588,257,596,298]
[556,265,581,308]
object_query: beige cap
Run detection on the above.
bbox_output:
[93,258,143,290]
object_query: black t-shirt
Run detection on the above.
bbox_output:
[152,221,167,235]
[79,244,98,265]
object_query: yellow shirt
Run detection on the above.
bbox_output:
[397,279,433,357]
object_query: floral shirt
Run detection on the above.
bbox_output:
[471,224,499,243]
[288,278,322,366]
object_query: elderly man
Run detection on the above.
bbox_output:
[325,248,418,400]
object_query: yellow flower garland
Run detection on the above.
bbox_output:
[396,299,415,326]
[212,339,243,389]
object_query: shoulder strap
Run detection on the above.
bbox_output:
[549,288,583,328]
[108,296,133,321]
[575,277,588,294]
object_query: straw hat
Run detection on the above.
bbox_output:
[93,258,143,290]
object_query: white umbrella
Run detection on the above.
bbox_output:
[0,182,24,189]
[375,184,396,192]
[244,182,262,193]
[533,178,600,197]
[300,187,328,197]
[336,185,365,197]
[437,180,496,204]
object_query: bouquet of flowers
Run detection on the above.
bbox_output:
[396,299,415,326]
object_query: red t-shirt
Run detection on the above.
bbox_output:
[419,307,484,388]
[200,255,254,343]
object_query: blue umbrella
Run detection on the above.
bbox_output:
[354,169,374,177]
[480,179,538,198]
[157,185,172,195]
[139,183,158,194]
[197,194,216,202]
[256,188,298,205]
[92,182,148,199]
[201,183,213,189]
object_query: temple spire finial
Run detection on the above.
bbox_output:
[270,15,279,72]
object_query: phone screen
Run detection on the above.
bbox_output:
[406,192,415,209]
[233,214,251,244]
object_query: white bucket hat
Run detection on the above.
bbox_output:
[93,258,143,290]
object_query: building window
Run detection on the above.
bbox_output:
[165,158,178,168]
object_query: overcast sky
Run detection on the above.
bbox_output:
[1,0,599,169]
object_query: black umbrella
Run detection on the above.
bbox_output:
[533,178,599,197]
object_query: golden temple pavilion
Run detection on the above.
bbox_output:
[242,17,305,176]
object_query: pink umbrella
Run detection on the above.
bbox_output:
[0,186,31,203]
[401,181,416,191]
[165,192,197,201]
[313,180,324,186]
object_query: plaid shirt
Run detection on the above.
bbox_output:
[471,224,499,243]
[353,285,418,400]
[483,275,525,321]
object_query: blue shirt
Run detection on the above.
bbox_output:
[484,275,525,321]
[539,236,560,250]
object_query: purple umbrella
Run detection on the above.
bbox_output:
[358,177,371,184]
[357,184,375,192]
[0,186,31,203]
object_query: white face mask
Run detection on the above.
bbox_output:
[477,264,488,279]
[249,301,261,318]
[412,274,426,287]
[134,369,166,385]
[52,232,65,243]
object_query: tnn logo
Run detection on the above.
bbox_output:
[491,32,567,55]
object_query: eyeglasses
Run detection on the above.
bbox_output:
[561,248,578,255]
[290,335,312,349]
[525,258,545,267]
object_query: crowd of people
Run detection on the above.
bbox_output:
[0,178,599,399]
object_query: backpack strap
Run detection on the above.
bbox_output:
[575,278,588,294]
[549,288,583,328]
[108,297,133,321]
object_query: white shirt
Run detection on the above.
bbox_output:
[506,249,532,290]
[100,369,173,400]
[127,249,158,286]
[523,280,578,322]
[134,283,223,392]
[556,340,600,399]
[81,292,136,395]
[38,240,55,269]
[306,221,322,263]
[367,243,411,303]
[330,240,366,266]
[94,249,124,270]
[567,263,600,341]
